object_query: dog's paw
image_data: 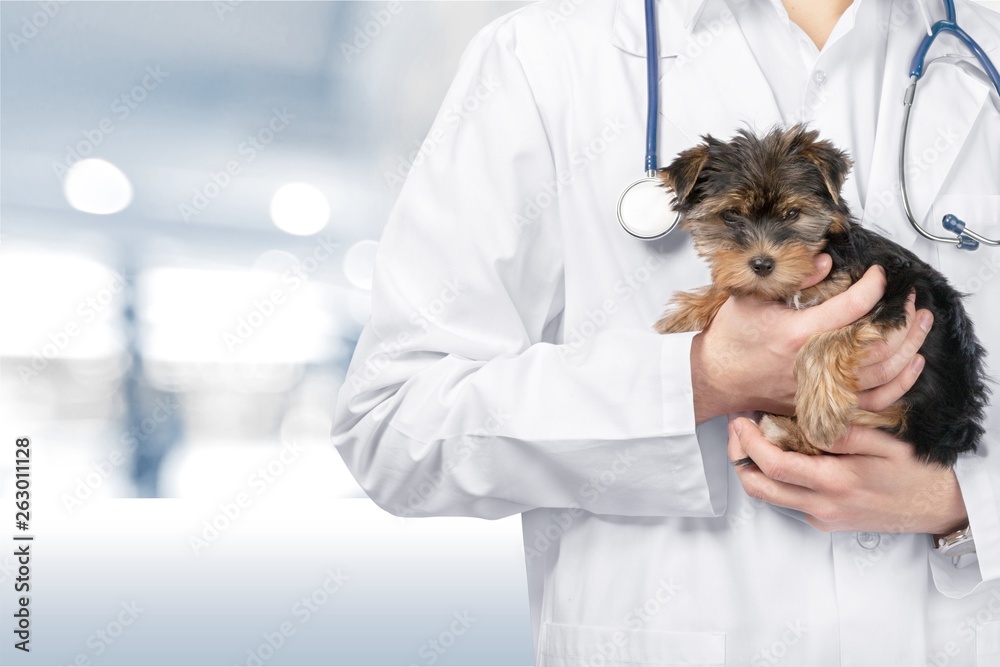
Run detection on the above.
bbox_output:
[759,414,825,455]
[795,402,852,451]
[654,287,728,334]
[654,311,691,334]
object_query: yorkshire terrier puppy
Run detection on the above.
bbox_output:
[654,126,989,467]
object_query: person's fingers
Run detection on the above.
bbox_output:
[857,354,925,412]
[733,463,821,511]
[800,266,886,335]
[859,291,915,366]
[727,418,823,489]
[728,420,820,511]
[798,253,833,290]
[857,309,932,390]
[823,424,909,457]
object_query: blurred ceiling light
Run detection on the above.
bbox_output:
[0,249,124,360]
[63,158,133,215]
[270,182,330,236]
[138,267,337,365]
[343,240,379,290]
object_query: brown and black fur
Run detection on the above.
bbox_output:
[654,125,990,467]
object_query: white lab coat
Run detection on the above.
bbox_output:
[333,0,1000,664]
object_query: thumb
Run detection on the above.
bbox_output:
[728,418,760,465]
[798,253,833,290]
[803,265,886,333]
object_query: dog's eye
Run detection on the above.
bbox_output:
[782,208,801,221]
[720,210,742,226]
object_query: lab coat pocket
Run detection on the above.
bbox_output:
[979,620,1000,666]
[538,622,725,667]
[931,195,1000,296]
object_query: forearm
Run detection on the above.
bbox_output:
[335,327,728,519]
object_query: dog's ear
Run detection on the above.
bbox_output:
[658,143,710,209]
[792,128,852,204]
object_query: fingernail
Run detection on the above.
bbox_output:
[912,354,925,373]
[918,311,933,333]
[733,419,744,436]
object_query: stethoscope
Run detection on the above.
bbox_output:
[618,0,1000,250]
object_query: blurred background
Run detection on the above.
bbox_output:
[0,3,535,665]
[1,0,529,502]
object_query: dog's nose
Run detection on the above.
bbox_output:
[750,256,775,276]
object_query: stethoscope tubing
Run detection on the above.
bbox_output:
[643,0,659,173]
[620,0,1000,249]
[901,0,1000,249]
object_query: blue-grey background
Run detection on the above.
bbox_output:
[0,1,531,664]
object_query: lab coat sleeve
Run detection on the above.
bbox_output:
[928,449,1000,598]
[332,18,727,520]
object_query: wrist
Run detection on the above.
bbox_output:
[691,332,728,424]
[933,514,970,542]
[930,469,968,538]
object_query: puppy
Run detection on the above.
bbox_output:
[654,125,989,467]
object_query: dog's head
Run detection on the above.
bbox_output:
[658,125,853,299]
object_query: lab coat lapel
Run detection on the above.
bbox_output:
[864,3,998,244]
[657,1,783,149]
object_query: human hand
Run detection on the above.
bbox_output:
[727,417,969,535]
[690,254,932,422]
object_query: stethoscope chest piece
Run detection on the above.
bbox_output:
[617,174,681,240]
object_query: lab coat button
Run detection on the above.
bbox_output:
[813,69,827,85]
[857,532,881,549]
